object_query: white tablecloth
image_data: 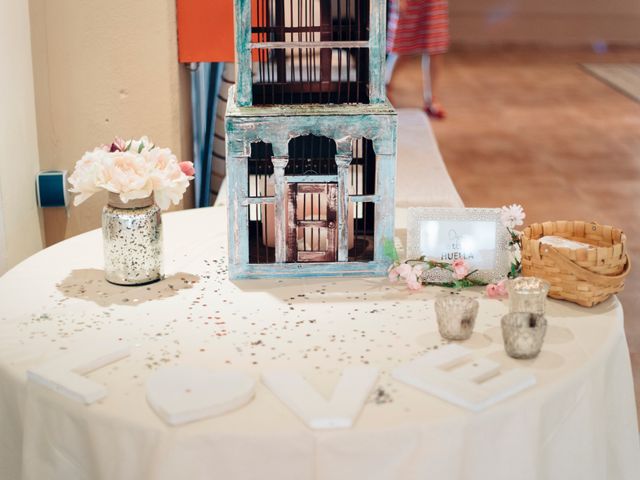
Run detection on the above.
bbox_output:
[0,207,638,480]
[395,109,463,208]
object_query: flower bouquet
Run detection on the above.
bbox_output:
[69,137,194,285]
[69,136,194,210]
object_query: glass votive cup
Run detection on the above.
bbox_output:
[501,312,547,359]
[508,277,550,315]
[434,295,479,341]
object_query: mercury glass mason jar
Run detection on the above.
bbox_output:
[102,192,163,285]
[508,277,550,315]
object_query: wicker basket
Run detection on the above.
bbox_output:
[520,221,630,307]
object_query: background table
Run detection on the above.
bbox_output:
[1,206,638,480]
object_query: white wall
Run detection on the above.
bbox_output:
[0,196,7,274]
[451,0,640,46]
[0,0,44,273]
[29,0,193,245]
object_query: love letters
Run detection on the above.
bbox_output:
[27,344,534,428]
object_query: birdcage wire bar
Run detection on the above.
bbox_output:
[251,0,370,105]
[247,142,276,264]
[348,137,375,261]
[245,135,376,263]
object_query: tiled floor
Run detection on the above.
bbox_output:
[389,46,640,415]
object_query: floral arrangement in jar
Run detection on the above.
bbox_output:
[386,204,526,295]
[68,136,195,210]
[68,137,195,286]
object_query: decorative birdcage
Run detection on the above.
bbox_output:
[226,0,397,279]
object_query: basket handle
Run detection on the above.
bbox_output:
[541,245,631,287]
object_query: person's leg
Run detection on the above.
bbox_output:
[429,54,443,103]
[385,52,399,86]
[421,53,432,104]
[422,52,446,119]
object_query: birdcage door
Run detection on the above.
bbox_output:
[286,183,338,262]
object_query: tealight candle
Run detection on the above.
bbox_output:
[501,312,547,359]
[508,277,550,315]
[434,295,479,341]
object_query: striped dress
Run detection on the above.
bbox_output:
[386,0,450,55]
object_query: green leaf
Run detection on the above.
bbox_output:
[508,262,518,279]
[137,142,144,153]
[383,239,399,263]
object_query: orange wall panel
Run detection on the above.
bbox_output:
[177,0,236,63]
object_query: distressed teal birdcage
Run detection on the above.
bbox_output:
[226,0,397,279]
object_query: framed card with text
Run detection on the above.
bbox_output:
[406,207,511,283]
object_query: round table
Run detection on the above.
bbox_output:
[0,206,638,480]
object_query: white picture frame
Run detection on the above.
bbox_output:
[406,207,511,284]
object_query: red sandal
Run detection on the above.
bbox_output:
[424,100,447,120]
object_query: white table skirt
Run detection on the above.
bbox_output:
[0,206,638,480]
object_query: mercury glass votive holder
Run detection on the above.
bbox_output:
[434,295,479,341]
[501,312,547,359]
[508,277,550,315]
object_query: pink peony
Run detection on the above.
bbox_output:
[179,161,195,177]
[389,263,424,291]
[486,279,509,299]
[412,264,424,278]
[388,263,410,282]
[451,259,469,280]
[485,284,499,298]
[405,264,424,291]
[496,279,508,296]
[395,263,413,279]
[109,137,127,152]
[388,265,401,282]
[406,276,422,291]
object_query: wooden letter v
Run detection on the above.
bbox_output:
[262,366,379,429]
